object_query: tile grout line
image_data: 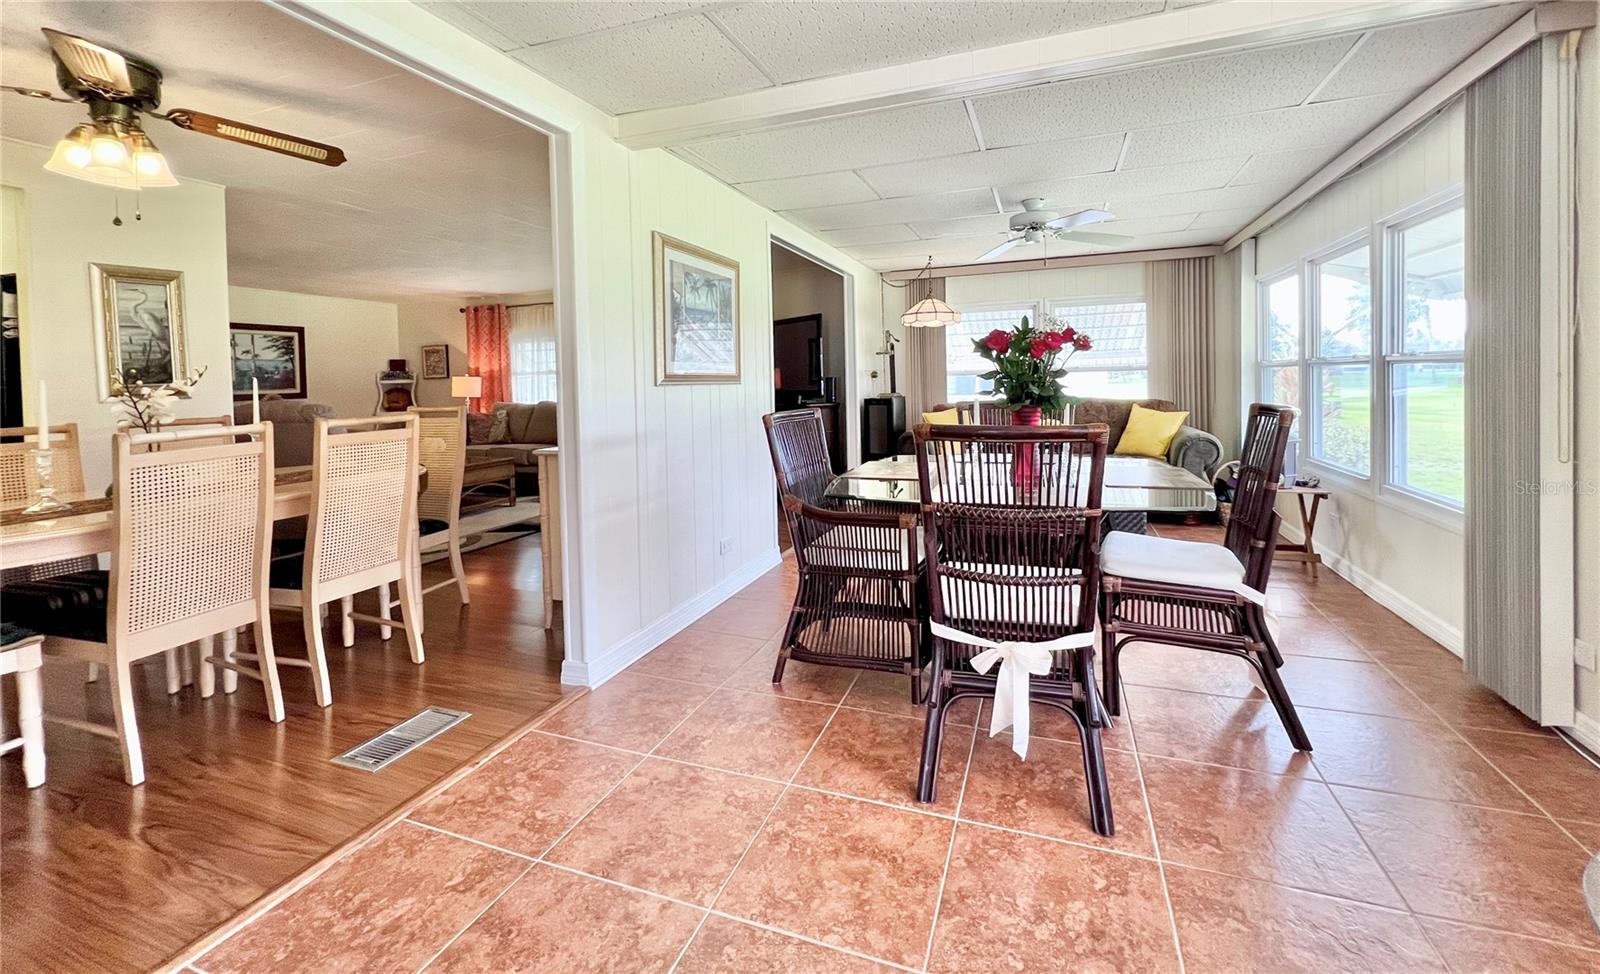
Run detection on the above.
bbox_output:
[412,861,535,974]
[1121,671,1188,974]
[919,713,982,972]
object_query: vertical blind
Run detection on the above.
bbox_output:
[1145,256,1216,428]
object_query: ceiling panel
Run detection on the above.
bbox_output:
[998,155,1244,209]
[909,211,1195,240]
[1229,144,1349,187]
[1119,94,1395,170]
[512,15,770,114]
[972,35,1358,148]
[1188,207,1266,232]
[858,132,1124,198]
[684,100,979,182]
[1312,6,1523,104]
[733,170,879,211]
[713,1,1164,84]
[785,188,998,231]
[422,1,711,51]
[815,224,922,247]
[1110,183,1294,220]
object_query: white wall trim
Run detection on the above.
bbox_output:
[1277,520,1464,656]
[1567,710,1600,756]
[563,547,784,688]
[883,245,1221,282]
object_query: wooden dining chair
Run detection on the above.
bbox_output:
[410,405,469,605]
[0,624,46,788]
[0,423,95,582]
[764,409,926,699]
[269,415,424,707]
[3,423,285,785]
[911,421,1115,835]
[1097,403,1312,751]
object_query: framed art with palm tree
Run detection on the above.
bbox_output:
[90,263,188,400]
[230,322,308,399]
[653,231,740,385]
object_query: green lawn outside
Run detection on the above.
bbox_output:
[1319,368,1464,503]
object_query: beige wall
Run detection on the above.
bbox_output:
[396,290,552,406]
[771,244,847,388]
[227,286,399,418]
[2,138,232,490]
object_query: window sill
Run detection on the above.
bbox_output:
[1295,459,1464,535]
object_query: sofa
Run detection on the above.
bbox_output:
[1073,398,1222,480]
[233,399,335,468]
[467,401,557,495]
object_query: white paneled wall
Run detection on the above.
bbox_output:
[1251,101,1466,647]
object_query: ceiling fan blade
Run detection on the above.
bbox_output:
[1045,208,1116,230]
[43,28,137,97]
[1055,230,1130,246]
[162,109,347,167]
[976,238,1024,262]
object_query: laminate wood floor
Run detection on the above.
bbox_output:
[0,534,575,974]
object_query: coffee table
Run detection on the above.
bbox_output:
[461,457,517,513]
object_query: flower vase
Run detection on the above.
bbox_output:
[1011,405,1042,490]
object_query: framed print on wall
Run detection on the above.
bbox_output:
[653,231,740,384]
[90,263,188,399]
[420,343,450,380]
[230,322,308,400]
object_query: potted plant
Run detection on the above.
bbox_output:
[108,366,208,435]
[972,313,1093,426]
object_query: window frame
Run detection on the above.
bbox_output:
[942,300,1043,403]
[1304,234,1376,480]
[1256,267,1303,421]
[942,295,1150,403]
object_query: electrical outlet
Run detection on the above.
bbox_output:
[719,538,733,556]
[1576,639,1597,673]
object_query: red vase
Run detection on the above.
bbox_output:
[1011,405,1042,489]
[1011,405,1043,427]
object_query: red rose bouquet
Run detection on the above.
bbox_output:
[971,313,1093,414]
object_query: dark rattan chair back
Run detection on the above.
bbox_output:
[764,408,834,508]
[1222,404,1296,588]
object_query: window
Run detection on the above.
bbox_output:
[1308,243,1372,475]
[943,299,1148,402]
[508,303,558,403]
[1259,272,1302,417]
[1387,205,1465,506]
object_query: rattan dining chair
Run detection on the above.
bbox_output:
[410,405,469,605]
[3,423,285,785]
[912,421,1115,834]
[764,409,926,698]
[1097,403,1311,751]
[268,415,424,707]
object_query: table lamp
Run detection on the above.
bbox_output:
[451,375,483,405]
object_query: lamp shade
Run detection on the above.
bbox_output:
[451,375,483,400]
[901,296,960,327]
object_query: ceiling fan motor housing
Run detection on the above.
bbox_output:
[53,47,162,111]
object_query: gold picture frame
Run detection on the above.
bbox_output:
[90,263,188,400]
[653,231,740,385]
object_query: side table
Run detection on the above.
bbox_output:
[1275,484,1331,577]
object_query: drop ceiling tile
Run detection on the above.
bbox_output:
[1229,144,1348,186]
[735,171,879,211]
[1120,94,1395,170]
[681,100,979,182]
[1188,207,1263,231]
[1312,6,1524,104]
[424,2,711,49]
[998,155,1245,209]
[909,211,1196,243]
[786,187,998,231]
[713,1,1164,84]
[1111,183,1292,220]
[512,16,770,114]
[858,133,1124,198]
[816,224,922,246]
[972,35,1358,148]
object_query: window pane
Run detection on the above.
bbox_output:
[1263,275,1300,361]
[1317,246,1371,357]
[1391,361,1464,504]
[1312,363,1370,474]
[1048,301,1148,372]
[1262,366,1300,412]
[944,305,1034,401]
[1061,370,1148,400]
[1400,208,1466,354]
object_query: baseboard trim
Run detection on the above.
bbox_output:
[563,547,784,688]
[1277,522,1464,657]
[1566,710,1600,757]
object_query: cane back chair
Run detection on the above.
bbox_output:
[1098,403,1311,751]
[764,409,926,698]
[410,405,470,604]
[4,424,285,785]
[0,424,96,584]
[912,422,1115,835]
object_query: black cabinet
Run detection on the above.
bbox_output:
[860,394,905,461]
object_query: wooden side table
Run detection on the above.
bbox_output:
[461,457,517,514]
[1275,484,1331,577]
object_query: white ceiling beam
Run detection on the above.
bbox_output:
[1223,1,1596,251]
[615,0,1516,149]
[881,245,1224,282]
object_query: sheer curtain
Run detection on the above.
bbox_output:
[508,303,558,403]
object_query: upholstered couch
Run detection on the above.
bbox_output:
[1073,398,1222,480]
[467,401,557,494]
[233,399,335,468]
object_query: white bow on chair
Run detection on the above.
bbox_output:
[929,622,1096,759]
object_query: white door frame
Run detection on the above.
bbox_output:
[769,233,860,467]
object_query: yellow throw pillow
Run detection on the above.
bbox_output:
[923,408,963,425]
[1115,404,1189,459]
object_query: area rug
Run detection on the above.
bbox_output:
[421,500,540,562]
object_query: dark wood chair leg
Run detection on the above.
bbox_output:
[1080,717,1115,836]
[1253,654,1313,751]
[1249,604,1286,668]
[771,646,790,685]
[916,689,947,804]
[1102,639,1125,717]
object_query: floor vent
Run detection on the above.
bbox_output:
[332,707,470,772]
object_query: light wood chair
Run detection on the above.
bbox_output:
[410,405,469,606]
[0,422,85,503]
[269,415,425,706]
[4,423,285,785]
[0,626,46,788]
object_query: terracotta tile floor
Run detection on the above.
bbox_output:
[191,530,1600,973]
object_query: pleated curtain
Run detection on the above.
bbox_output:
[902,277,949,420]
[464,303,511,412]
[1145,256,1215,429]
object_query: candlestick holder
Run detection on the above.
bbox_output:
[22,447,69,515]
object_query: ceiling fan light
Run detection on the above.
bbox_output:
[901,297,961,328]
[129,130,178,187]
[89,131,128,167]
[44,123,96,173]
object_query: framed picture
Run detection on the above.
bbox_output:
[653,231,740,384]
[90,263,188,399]
[420,343,451,380]
[230,323,308,400]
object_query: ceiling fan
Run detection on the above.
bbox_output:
[976,198,1128,262]
[3,28,347,190]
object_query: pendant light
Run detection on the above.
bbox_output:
[895,257,960,328]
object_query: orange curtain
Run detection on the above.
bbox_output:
[464,303,511,411]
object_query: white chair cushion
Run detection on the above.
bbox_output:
[1101,531,1246,592]
[805,524,922,571]
[938,562,1083,626]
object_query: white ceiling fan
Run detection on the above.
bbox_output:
[976,198,1128,262]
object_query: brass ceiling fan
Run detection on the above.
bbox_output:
[3,28,347,190]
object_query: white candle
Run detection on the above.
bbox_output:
[35,380,48,447]
[251,377,260,425]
